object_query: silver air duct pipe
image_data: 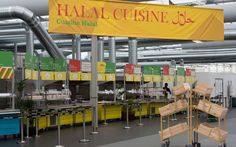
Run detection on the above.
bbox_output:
[207,0,236,4]
[139,52,236,60]
[201,3,236,22]
[180,40,236,49]
[128,38,137,64]
[0,6,64,58]
[116,62,170,67]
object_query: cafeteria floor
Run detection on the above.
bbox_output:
[1,109,235,147]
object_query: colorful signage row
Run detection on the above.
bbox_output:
[25,69,116,81]
[125,64,196,83]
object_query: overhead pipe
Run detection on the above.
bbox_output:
[25,26,34,55]
[128,38,138,64]
[75,35,81,60]
[1,31,236,51]
[201,3,236,22]
[224,31,236,40]
[116,62,170,67]
[109,37,116,63]
[139,49,236,57]
[0,6,64,58]
[225,23,236,30]
[98,37,104,62]
[180,40,236,49]
[207,0,236,4]
[139,52,236,60]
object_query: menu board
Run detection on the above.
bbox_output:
[97,62,106,73]
[125,64,134,74]
[69,60,81,72]
[81,61,91,72]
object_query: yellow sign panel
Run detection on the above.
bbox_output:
[106,74,116,81]
[41,71,54,81]
[97,62,106,73]
[32,70,39,80]
[49,0,223,41]
[69,72,81,81]
[134,74,141,82]
[191,76,197,83]
[177,76,185,82]
[153,75,161,82]
[185,76,192,83]
[97,73,105,81]
[163,76,174,82]
[25,69,32,80]
[54,72,66,81]
[144,75,152,82]
[125,74,133,82]
[81,73,91,81]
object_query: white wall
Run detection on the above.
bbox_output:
[196,72,236,97]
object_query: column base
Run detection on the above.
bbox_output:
[79,139,91,143]
[17,140,26,144]
[102,122,108,126]
[124,126,131,129]
[90,131,99,135]
[25,136,32,139]
[137,123,144,126]
[55,145,64,147]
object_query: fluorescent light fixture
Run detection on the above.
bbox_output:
[193,40,203,43]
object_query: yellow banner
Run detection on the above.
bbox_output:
[185,76,197,83]
[191,76,197,83]
[49,0,224,40]
[55,72,66,80]
[81,73,91,81]
[106,74,115,81]
[69,72,81,81]
[163,75,174,82]
[25,69,32,80]
[97,62,106,73]
[41,71,54,81]
[144,75,152,82]
[32,70,39,80]
[177,76,185,82]
[153,75,161,82]
[134,74,141,82]
[125,74,133,82]
[98,73,105,81]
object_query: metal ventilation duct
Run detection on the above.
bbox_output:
[0,6,64,58]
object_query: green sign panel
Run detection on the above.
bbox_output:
[177,67,185,76]
[40,57,54,70]
[54,58,67,71]
[105,62,115,73]
[143,65,153,75]
[153,66,161,75]
[33,56,39,70]
[0,51,13,67]
[25,53,34,69]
